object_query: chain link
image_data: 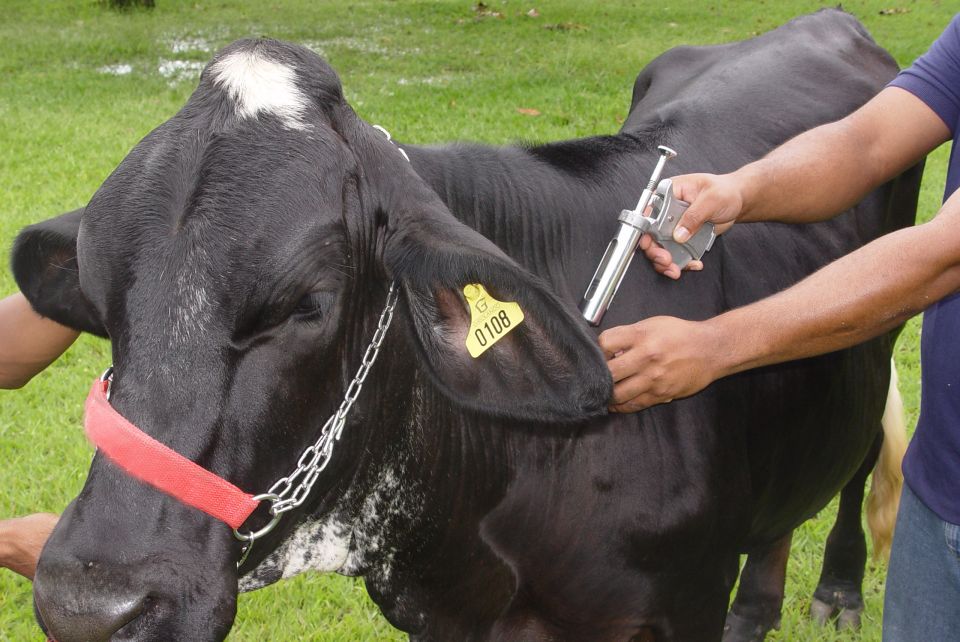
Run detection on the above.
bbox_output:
[234,282,399,555]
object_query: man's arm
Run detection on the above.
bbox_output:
[602,187,960,411]
[0,514,59,579]
[0,294,75,576]
[646,87,950,278]
[0,293,79,389]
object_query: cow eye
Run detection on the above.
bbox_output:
[292,291,334,320]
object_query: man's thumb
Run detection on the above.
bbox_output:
[673,205,706,243]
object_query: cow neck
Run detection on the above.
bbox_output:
[404,133,654,258]
[83,283,400,568]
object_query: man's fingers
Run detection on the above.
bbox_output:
[642,240,672,265]
[609,390,663,413]
[609,398,652,413]
[610,368,673,407]
[609,400,645,413]
[609,371,649,405]
[640,242,682,278]
[607,351,643,384]
[598,325,635,359]
[671,174,704,204]
[609,375,678,411]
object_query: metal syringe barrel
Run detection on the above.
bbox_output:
[579,146,677,326]
[579,219,647,326]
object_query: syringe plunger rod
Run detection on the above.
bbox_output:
[633,146,677,213]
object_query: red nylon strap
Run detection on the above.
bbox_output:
[83,379,260,530]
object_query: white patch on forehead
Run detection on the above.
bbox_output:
[210,49,308,130]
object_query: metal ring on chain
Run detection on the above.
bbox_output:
[232,493,283,542]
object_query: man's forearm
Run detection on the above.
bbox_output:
[711,197,960,377]
[0,514,59,579]
[0,518,28,577]
[735,87,949,225]
[0,521,14,564]
[0,293,79,389]
[735,120,883,224]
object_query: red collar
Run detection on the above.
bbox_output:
[83,378,260,530]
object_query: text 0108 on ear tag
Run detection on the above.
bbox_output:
[463,284,524,358]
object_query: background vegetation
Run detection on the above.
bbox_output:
[0,1,954,639]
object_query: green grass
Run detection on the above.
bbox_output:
[0,1,954,639]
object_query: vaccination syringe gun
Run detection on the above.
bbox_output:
[579,146,716,327]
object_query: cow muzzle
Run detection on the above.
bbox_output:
[33,545,237,642]
[32,491,239,642]
[34,564,148,642]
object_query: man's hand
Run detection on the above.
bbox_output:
[643,173,745,279]
[599,316,723,412]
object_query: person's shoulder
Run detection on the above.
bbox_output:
[924,13,960,57]
[890,15,960,115]
[942,13,960,45]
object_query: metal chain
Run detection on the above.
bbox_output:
[235,125,409,567]
[234,282,399,563]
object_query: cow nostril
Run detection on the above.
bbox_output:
[102,595,147,632]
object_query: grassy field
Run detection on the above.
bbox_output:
[0,1,954,639]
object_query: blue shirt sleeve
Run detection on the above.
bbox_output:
[889,13,960,136]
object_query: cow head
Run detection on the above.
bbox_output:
[14,39,610,640]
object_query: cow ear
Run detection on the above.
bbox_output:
[12,208,107,337]
[383,201,611,424]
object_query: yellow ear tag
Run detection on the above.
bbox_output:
[463,283,525,358]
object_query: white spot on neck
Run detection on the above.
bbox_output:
[237,462,423,592]
[210,49,309,130]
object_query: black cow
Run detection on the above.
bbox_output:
[13,10,921,641]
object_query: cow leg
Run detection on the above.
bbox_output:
[810,433,883,631]
[722,534,792,642]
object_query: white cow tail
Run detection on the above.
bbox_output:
[866,359,907,560]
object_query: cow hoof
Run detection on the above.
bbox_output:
[809,598,863,631]
[836,608,862,631]
[722,610,779,642]
[809,598,836,625]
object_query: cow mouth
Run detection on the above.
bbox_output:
[35,587,168,642]
[35,590,233,642]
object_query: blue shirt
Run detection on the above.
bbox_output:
[888,13,960,524]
